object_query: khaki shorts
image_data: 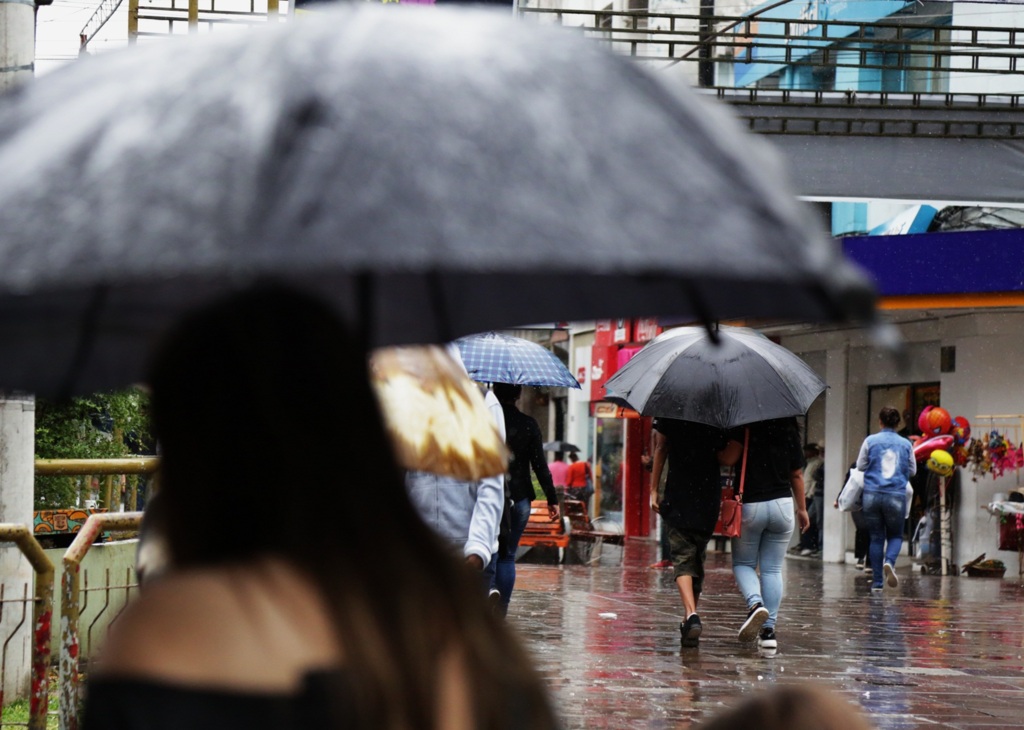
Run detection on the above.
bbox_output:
[668,527,711,598]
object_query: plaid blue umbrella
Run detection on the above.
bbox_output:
[454,332,580,388]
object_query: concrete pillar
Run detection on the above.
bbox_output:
[0,0,36,93]
[822,345,849,564]
[0,395,37,702]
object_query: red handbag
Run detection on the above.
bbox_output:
[717,428,749,538]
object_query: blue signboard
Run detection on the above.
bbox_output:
[841,228,1024,296]
[733,0,912,87]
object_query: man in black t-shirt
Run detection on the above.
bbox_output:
[650,417,741,648]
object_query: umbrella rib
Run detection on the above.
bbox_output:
[60,284,109,400]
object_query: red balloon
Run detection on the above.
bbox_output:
[917,406,934,434]
[922,406,952,436]
[951,416,971,444]
[914,435,954,461]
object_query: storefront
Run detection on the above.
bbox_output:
[581,318,662,538]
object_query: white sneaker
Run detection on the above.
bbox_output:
[884,562,899,588]
[799,548,813,556]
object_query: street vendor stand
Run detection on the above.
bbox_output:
[983,500,1024,577]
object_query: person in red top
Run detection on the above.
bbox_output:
[565,452,593,503]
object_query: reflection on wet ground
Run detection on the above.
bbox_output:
[512,541,1024,729]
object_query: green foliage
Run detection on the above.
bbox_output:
[34,389,152,510]
[2,694,59,729]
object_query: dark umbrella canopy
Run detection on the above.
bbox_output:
[543,441,581,453]
[604,326,826,429]
[0,5,874,397]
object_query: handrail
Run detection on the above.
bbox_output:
[0,525,54,730]
[59,512,142,730]
[35,458,158,476]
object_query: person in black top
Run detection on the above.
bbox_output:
[650,417,741,648]
[729,417,808,652]
[84,287,559,730]
[490,383,560,618]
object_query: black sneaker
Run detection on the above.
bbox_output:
[680,614,702,648]
[737,603,769,642]
[757,626,777,650]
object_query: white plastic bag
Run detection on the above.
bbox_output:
[837,468,864,512]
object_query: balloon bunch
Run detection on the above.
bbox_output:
[910,406,965,468]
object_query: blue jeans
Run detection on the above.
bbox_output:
[491,497,532,616]
[862,490,906,588]
[731,497,795,630]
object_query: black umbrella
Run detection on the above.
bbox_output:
[604,326,826,429]
[0,5,875,397]
[543,441,582,454]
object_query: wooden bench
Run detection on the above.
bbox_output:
[563,498,624,564]
[519,500,570,550]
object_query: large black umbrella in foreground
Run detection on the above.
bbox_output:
[604,326,826,429]
[0,5,874,397]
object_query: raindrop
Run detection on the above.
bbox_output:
[599,612,618,619]
[757,675,764,680]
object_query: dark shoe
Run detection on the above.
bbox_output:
[757,626,777,650]
[680,614,702,648]
[738,603,769,642]
[884,562,899,588]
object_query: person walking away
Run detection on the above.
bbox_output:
[490,383,560,618]
[856,406,916,592]
[548,455,568,494]
[650,417,741,648]
[796,443,824,555]
[834,461,871,572]
[730,417,809,651]
[564,451,593,504]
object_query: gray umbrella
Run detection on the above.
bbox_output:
[604,326,826,429]
[0,5,875,397]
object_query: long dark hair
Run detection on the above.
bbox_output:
[148,285,557,730]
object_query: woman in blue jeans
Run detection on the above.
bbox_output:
[856,407,916,591]
[731,418,809,651]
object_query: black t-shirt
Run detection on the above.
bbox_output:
[654,418,730,533]
[731,418,805,504]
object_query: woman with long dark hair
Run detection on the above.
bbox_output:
[83,285,559,730]
[856,406,916,592]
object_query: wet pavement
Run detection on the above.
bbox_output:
[511,541,1024,729]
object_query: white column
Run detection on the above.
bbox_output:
[0,395,36,702]
[822,345,849,564]
[0,0,37,93]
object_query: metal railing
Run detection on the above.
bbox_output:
[0,527,54,730]
[59,513,142,730]
[518,5,1024,134]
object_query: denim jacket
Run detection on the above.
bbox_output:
[856,428,916,495]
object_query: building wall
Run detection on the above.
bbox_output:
[786,312,1024,567]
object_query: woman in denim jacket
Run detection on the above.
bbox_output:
[856,407,917,592]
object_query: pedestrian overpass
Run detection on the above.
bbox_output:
[517,2,1024,206]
